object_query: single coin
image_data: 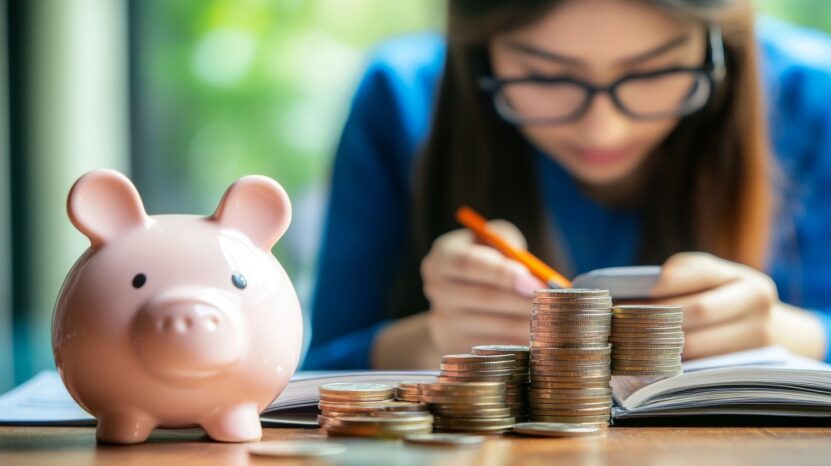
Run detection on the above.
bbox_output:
[436,375,513,383]
[319,382,394,399]
[611,369,683,377]
[432,407,512,417]
[403,433,486,447]
[472,345,530,355]
[530,327,612,335]
[512,422,602,437]
[439,368,516,376]
[613,304,683,311]
[418,382,505,392]
[532,295,612,302]
[249,440,347,457]
[442,353,515,363]
[420,395,506,404]
[325,414,435,426]
[528,387,612,396]
[534,288,609,297]
[526,414,610,423]
[530,342,610,349]
[532,306,612,313]
[530,375,611,383]
[439,362,517,370]
[529,382,610,390]
[318,400,429,414]
[530,344,611,354]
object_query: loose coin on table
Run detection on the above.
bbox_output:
[512,422,603,438]
[249,440,347,457]
[403,433,486,447]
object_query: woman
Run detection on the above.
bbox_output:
[304,0,831,369]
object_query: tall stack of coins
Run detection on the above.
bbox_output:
[610,305,684,377]
[471,345,530,421]
[317,382,433,438]
[528,289,613,426]
[419,381,514,434]
[394,382,421,403]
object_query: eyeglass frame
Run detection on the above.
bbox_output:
[478,26,727,125]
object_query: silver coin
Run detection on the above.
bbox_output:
[403,433,486,447]
[249,440,346,457]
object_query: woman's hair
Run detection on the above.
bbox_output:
[388,0,771,318]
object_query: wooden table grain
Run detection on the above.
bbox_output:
[2,425,831,466]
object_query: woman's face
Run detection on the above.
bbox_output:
[489,0,707,186]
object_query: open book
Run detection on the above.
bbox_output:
[611,346,831,421]
[569,265,661,298]
[3,347,831,427]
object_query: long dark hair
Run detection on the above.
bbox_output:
[388,0,771,318]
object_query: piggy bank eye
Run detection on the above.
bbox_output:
[231,273,247,290]
[132,273,147,289]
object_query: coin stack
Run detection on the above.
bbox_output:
[394,382,421,403]
[419,381,515,434]
[318,382,433,438]
[437,353,516,383]
[471,345,530,421]
[528,289,613,426]
[610,304,684,377]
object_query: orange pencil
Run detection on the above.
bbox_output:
[455,206,573,289]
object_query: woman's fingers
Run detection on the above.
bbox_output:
[423,222,536,291]
[683,314,773,360]
[425,279,534,316]
[651,252,742,298]
[649,276,776,331]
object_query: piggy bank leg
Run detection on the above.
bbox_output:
[201,403,262,442]
[96,410,157,444]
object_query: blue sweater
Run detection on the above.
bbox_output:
[304,18,831,369]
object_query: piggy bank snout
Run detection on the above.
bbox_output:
[131,289,245,384]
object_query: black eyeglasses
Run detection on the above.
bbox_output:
[479,26,726,125]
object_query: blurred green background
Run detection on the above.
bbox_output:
[1,0,829,391]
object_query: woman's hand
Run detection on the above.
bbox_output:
[644,252,826,360]
[420,220,545,355]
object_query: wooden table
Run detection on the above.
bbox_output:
[2,425,831,466]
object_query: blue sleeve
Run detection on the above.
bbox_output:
[302,59,422,370]
[799,98,831,363]
[761,18,831,362]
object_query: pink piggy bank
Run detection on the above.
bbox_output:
[52,169,303,444]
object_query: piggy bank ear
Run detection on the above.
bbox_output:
[211,175,291,250]
[67,169,149,248]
